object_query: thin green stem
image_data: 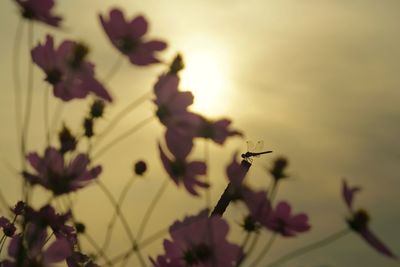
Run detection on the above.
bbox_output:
[12,19,24,165]
[93,91,152,148]
[235,232,252,267]
[92,115,154,160]
[266,229,350,267]
[96,180,137,245]
[21,22,34,161]
[83,232,113,267]
[43,86,50,145]
[49,101,64,142]
[101,176,138,252]
[136,178,169,241]
[103,56,123,83]
[248,234,277,267]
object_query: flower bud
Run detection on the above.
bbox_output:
[134,160,147,176]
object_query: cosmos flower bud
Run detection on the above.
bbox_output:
[11,201,26,215]
[348,209,370,232]
[90,99,105,119]
[134,160,147,176]
[270,157,288,181]
[59,125,77,154]
[75,222,86,234]
[83,118,94,138]
[68,42,90,69]
[168,54,184,74]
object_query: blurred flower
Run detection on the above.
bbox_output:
[265,202,310,237]
[11,201,26,215]
[134,160,147,176]
[226,153,248,187]
[168,54,184,74]
[0,217,16,237]
[154,74,197,128]
[195,117,242,145]
[90,99,105,119]
[3,225,71,267]
[67,251,99,267]
[158,144,207,196]
[25,205,76,244]
[14,0,62,27]
[23,147,102,196]
[268,157,289,182]
[31,35,112,102]
[342,180,397,258]
[99,8,167,65]
[59,125,77,154]
[154,210,243,267]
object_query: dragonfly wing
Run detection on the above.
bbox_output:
[254,140,264,157]
[246,140,255,152]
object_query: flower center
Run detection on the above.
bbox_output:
[45,69,63,85]
[171,160,186,177]
[117,36,138,53]
[348,209,370,232]
[183,243,213,265]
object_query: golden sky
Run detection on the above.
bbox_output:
[0,0,399,266]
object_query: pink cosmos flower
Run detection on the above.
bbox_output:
[25,205,76,245]
[342,180,397,258]
[0,217,16,237]
[14,0,62,27]
[159,143,208,196]
[99,8,167,65]
[23,146,102,196]
[154,74,198,128]
[31,35,112,102]
[152,210,243,267]
[265,202,310,237]
[195,117,243,145]
[3,225,71,267]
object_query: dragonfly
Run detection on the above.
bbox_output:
[241,140,272,163]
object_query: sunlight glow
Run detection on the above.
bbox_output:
[180,48,231,116]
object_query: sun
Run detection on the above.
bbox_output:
[180,49,231,116]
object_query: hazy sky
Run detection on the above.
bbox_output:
[0,0,399,266]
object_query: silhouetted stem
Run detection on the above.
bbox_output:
[83,232,113,266]
[96,180,148,267]
[93,91,152,147]
[103,56,123,83]
[49,101,64,141]
[211,160,252,216]
[248,234,277,267]
[43,86,50,145]
[101,176,138,252]
[137,178,169,241]
[235,232,251,267]
[92,115,153,160]
[12,19,23,165]
[266,229,350,267]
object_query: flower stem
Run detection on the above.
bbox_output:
[101,176,138,252]
[93,90,152,147]
[136,178,169,241]
[92,115,154,160]
[266,228,350,267]
[103,56,123,83]
[21,22,34,162]
[43,86,50,145]
[204,140,211,209]
[248,234,277,267]
[12,19,24,166]
[211,160,252,216]
[96,180,148,266]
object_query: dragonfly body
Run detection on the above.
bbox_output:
[241,150,272,160]
[241,140,272,162]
